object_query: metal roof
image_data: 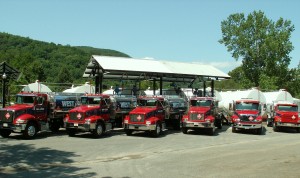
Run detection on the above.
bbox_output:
[83,55,230,82]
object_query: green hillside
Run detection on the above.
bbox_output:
[0,32,130,92]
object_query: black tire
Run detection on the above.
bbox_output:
[125,129,133,136]
[266,118,273,127]
[296,128,300,133]
[151,123,161,137]
[232,126,237,133]
[50,123,60,132]
[92,123,104,138]
[182,127,188,134]
[23,122,37,139]
[0,129,11,138]
[67,129,76,137]
[273,122,279,132]
[217,120,223,129]
[208,128,214,136]
[256,127,263,135]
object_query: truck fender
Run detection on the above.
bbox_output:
[14,114,36,125]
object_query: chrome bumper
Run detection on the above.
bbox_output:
[124,124,156,131]
[66,123,96,131]
[276,122,300,127]
[182,121,214,129]
[233,123,262,130]
[0,122,26,133]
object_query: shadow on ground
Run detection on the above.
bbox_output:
[0,143,97,178]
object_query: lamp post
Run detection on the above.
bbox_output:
[2,73,6,108]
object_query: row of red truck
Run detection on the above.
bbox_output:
[0,91,299,139]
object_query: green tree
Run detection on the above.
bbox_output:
[219,10,294,88]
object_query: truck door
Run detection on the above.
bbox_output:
[35,96,48,121]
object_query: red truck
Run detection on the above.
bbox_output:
[181,97,222,135]
[123,96,168,137]
[267,101,300,132]
[231,99,263,134]
[0,92,79,139]
[65,94,116,137]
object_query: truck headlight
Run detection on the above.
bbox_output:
[124,120,128,124]
[16,118,27,124]
[85,119,91,124]
[146,121,151,125]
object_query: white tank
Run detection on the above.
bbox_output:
[219,88,266,110]
[263,89,294,104]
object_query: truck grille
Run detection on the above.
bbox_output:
[130,114,145,122]
[69,112,85,121]
[0,110,14,123]
[190,113,204,121]
[240,115,256,122]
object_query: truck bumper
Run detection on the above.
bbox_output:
[182,122,214,129]
[66,123,96,131]
[124,124,156,131]
[233,123,262,130]
[275,122,300,127]
[0,122,26,133]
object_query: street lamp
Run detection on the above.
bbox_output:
[2,73,7,108]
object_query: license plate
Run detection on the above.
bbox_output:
[74,123,78,127]
[245,127,249,129]
[286,123,292,126]
[194,123,199,126]
[3,123,8,127]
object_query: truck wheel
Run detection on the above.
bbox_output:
[23,123,37,139]
[273,123,279,132]
[266,118,272,127]
[50,123,60,132]
[232,127,237,133]
[217,120,222,129]
[92,123,104,138]
[67,129,76,137]
[0,129,11,138]
[208,128,214,136]
[182,127,188,134]
[256,127,263,135]
[125,129,133,136]
[296,128,300,133]
[151,123,161,137]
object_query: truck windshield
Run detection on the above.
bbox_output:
[236,102,259,110]
[190,100,211,107]
[278,105,298,112]
[16,95,35,104]
[138,99,157,107]
[81,97,101,105]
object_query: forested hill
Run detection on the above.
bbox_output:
[0,32,130,86]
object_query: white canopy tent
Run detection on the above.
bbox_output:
[21,80,52,93]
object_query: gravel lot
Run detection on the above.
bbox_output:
[1,123,300,178]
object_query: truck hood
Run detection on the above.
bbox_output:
[69,105,100,112]
[276,111,299,120]
[0,104,34,111]
[189,107,210,114]
[235,110,259,116]
[130,107,157,114]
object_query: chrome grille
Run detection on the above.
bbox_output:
[240,115,256,122]
[130,114,145,122]
[190,113,204,121]
[0,110,14,123]
[70,112,85,121]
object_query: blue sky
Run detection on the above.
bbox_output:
[0,0,299,74]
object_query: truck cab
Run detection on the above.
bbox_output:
[0,92,51,138]
[123,96,168,137]
[181,97,222,135]
[65,94,116,137]
[268,101,300,132]
[231,99,263,134]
